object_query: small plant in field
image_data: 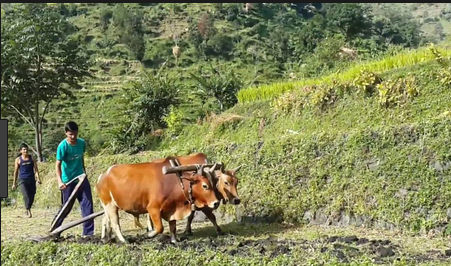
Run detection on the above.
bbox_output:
[377,76,418,108]
[352,70,382,96]
[429,44,450,67]
[310,84,338,111]
[271,86,314,115]
[437,67,451,86]
[163,106,185,137]
[429,44,451,87]
[210,113,244,132]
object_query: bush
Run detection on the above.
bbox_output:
[352,70,382,97]
[377,77,418,108]
[190,65,244,111]
[163,106,185,137]
[111,71,181,153]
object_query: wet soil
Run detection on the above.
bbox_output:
[30,233,450,264]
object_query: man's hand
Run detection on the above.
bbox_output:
[58,180,66,190]
[11,184,16,191]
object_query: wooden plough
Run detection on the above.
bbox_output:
[28,162,220,243]
[29,174,104,242]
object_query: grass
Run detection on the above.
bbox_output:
[1,207,450,266]
[237,46,451,103]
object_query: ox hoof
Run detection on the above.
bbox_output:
[147,231,159,238]
[184,231,193,236]
[101,238,112,244]
[217,230,225,236]
[119,239,129,245]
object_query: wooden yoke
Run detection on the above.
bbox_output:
[168,159,196,211]
[162,163,219,175]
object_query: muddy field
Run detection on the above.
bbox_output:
[2,207,451,265]
[35,233,450,264]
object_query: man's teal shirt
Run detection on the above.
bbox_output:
[56,138,86,184]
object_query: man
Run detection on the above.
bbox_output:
[53,121,94,237]
[12,143,41,218]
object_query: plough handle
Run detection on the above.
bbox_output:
[49,210,105,237]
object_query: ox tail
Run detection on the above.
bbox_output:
[134,215,145,229]
[97,173,104,184]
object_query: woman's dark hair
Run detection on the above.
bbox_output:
[19,143,28,150]
[65,121,79,132]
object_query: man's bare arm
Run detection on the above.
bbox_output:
[34,159,41,183]
[12,158,19,189]
[82,155,87,175]
[56,160,65,190]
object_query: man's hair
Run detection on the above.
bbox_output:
[65,121,79,132]
[19,143,28,150]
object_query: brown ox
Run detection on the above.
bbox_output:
[95,157,220,244]
[134,152,241,236]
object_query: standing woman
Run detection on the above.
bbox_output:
[12,143,41,218]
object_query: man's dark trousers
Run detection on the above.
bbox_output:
[53,177,94,236]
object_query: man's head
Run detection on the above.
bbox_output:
[65,121,79,144]
[19,143,29,155]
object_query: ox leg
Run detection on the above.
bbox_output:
[106,204,128,244]
[169,220,177,244]
[147,213,154,232]
[101,213,108,240]
[203,208,224,235]
[147,208,163,238]
[184,211,195,236]
[101,203,112,242]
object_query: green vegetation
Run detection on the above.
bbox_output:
[1,3,91,161]
[2,4,451,265]
[9,53,450,239]
[2,207,450,266]
[2,3,450,156]
[238,46,451,103]
[2,3,451,254]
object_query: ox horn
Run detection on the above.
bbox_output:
[232,165,242,173]
[208,163,217,174]
[217,161,225,173]
[204,163,217,187]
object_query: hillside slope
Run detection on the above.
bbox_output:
[15,46,451,236]
[3,3,451,159]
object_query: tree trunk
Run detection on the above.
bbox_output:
[34,101,43,162]
[34,124,43,162]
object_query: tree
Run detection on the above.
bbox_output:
[324,3,373,40]
[112,70,181,153]
[373,10,421,47]
[112,3,144,60]
[99,6,113,32]
[190,65,243,111]
[1,3,91,161]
